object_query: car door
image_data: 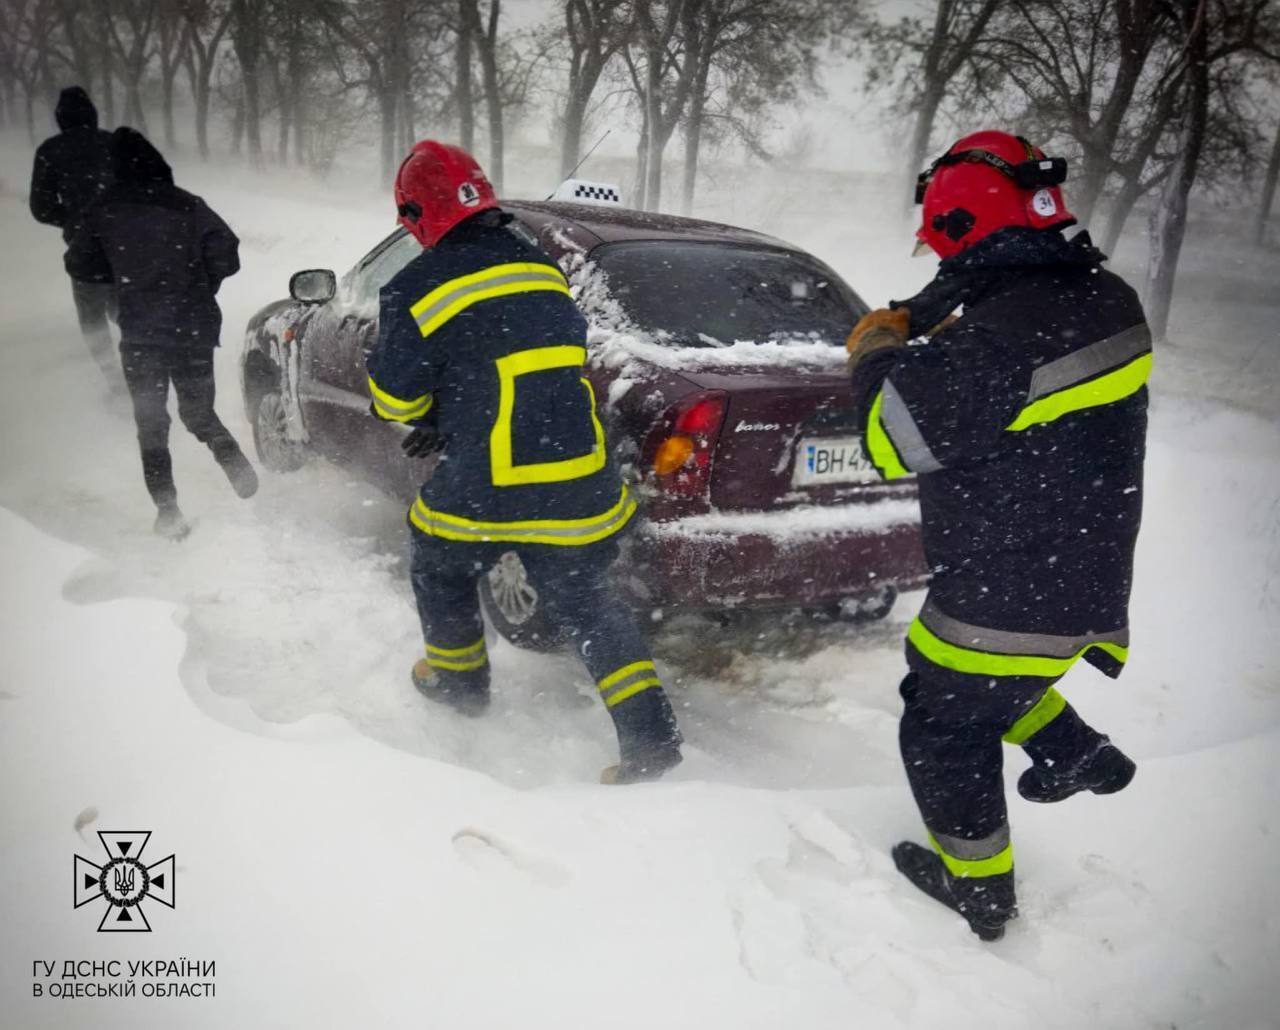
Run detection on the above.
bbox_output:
[299,231,424,494]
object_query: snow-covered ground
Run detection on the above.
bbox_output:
[1,133,1278,1029]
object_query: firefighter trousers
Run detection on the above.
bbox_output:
[408,531,681,755]
[899,639,1108,878]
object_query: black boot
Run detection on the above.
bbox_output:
[1018,738,1136,804]
[212,437,259,499]
[602,689,683,784]
[411,659,490,718]
[892,841,1017,941]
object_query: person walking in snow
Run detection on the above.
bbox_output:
[29,86,121,390]
[846,131,1149,940]
[365,140,682,784]
[66,128,258,540]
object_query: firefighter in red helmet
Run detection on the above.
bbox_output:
[366,140,682,783]
[846,131,1151,939]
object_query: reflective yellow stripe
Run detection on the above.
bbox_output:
[368,376,434,422]
[426,639,486,659]
[425,654,488,672]
[866,388,910,480]
[604,678,661,708]
[409,485,636,546]
[410,262,571,339]
[1003,687,1067,745]
[908,618,1129,678]
[598,660,656,692]
[929,833,1014,878]
[1007,353,1151,431]
[490,346,607,487]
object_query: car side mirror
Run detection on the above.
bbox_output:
[290,269,336,304]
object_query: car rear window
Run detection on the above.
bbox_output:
[590,240,865,348]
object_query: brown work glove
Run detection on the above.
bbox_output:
[846,307,910,373]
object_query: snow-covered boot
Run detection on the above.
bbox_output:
[892,841,1017,942]
[212,437,259,499]
[1018,738,1135,804]
[411,659,489,718]
[153,504,190,541]
[601,689,683,784]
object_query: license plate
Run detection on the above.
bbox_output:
[793,436,880,486]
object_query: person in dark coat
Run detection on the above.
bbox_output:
[846,131,1148,941]
[66,128,258,539]
[29,86,120,388]
[366,140,682,784]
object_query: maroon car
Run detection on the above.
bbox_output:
[240,200,926,649]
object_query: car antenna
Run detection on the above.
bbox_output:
[547,130,612,199]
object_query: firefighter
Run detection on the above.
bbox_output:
[365,140,682,784]
[846,131,1149,940]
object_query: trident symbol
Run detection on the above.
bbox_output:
[113,866,135,896]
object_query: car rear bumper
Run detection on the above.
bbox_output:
[617,500,928,611]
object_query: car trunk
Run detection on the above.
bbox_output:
[679,367,899,512]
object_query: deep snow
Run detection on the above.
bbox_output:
[1,133,1278,1029]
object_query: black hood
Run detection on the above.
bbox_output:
[56,86,98,131]
[111,127,174,185]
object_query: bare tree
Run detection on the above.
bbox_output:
[181,0,231,158]
[156,0,191,147]
[102,0,158,132]
[459,0,505,191]
[1145,0,1277,338]
[860,0,1003,208]
[1256,115,1280,244]
[230,0,268,165]
[624,0,704,211]
[0,0,51,140]
[558,0,630,177]
[455,0,474,149]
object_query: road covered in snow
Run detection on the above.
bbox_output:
[1,141,1278,1029]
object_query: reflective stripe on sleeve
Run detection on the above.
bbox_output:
[865,388,911,480]
[368,376,434,422]
[877,378,943,473]
[410,262,571,340]
[597,660,661,708]
[930,827,1014,878]
[1007,323,1152,431]
[408,485,637,547]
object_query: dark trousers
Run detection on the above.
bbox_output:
[120,344,241,509]
[900,641,1105,871]
[409,531,681,754]
[70,279,121,387]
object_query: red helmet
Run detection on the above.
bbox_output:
[914,130,1076,259]
[394,140,498,247]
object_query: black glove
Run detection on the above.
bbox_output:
[402,424,447,459]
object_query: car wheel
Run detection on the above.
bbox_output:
[478,551,569,653]
[252,389,307,473]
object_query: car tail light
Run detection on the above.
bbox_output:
[647,390,727,497]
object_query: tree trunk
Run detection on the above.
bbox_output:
[457,0,474,151]
[195,81,211,158]
[379,87,398,183]
[1101,176,1146,256]
[633,109,648,211]
[905,86,943,214]
[244,66,263,166]
[681,83,706,216]
[560,86,590,179]
[161,72,177,147]
[478,0,503,193]
[1254,119,1280,246]
[1144,2,1209,342]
